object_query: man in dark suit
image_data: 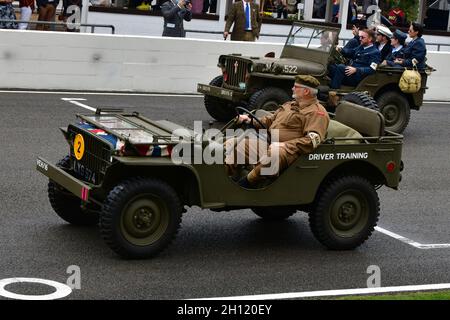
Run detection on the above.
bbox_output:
[375,25,392,62]
[161,0,192,38]
[329,28,381,89]
[224,0,262,41]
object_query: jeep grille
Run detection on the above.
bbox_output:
[223,57,251,89]
[68,124,113,184]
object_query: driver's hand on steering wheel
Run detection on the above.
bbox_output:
[237,114,252,124]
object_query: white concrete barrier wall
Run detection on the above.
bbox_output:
[0,30,448,101]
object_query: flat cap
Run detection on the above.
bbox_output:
[376,25,393,38]
[295,75,320,88]
[393,29,407,41]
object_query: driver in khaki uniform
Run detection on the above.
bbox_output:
[225,75,330,188]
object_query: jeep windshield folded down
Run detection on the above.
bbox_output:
[197,21,434,134]
[37,101,403,259]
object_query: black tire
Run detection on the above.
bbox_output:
[100,177,182,259]
[48,156,99,226]
[309,176,379,250]
[204,76,236,122]
[248,87,291,112]
[252,207,296,221]
[341,92,378,110]
[376,91,411,133]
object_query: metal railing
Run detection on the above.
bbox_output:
[0,19,115,34]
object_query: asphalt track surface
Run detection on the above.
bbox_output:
[0,92,449,300]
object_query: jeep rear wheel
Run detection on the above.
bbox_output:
[342,92,378,110]
[376,91,410,133]
[309,176,379,250]
[252,207,296,221]
[48,156,99,226]
[248,87,291,112]
[204,76,236,122]
[100,177,182,259]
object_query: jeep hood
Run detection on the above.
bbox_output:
[248,57,326,77]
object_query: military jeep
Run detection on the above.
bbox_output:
[36,102,403,259]
[197,21,434,133]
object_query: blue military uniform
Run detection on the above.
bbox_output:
[343,35,360,51]
[385,46,406,67]
[402,37,427,69]
[329,44,381,89]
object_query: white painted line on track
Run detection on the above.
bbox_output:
[62,98,96,112]
[192,283,450,300]
[375,227,450,249]
[61,98,87,101]
[0,90,202,98]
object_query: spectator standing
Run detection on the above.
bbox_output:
[224,0,261,42]
[36,0,60,30]
[276,0,288,19]
[347,0,358,24]
[202,0,217,14]
[0,0,18,29]
[19,0,35,30]
[161,0,192,38]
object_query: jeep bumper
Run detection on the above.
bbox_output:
[197,83,245,102]
[36,157,92,202]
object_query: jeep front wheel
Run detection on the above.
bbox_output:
[376,91,410,133]
[100,177,182,259]
[204,76,236,122]
[248,87,291,111]
[309,176,379,250]
[48,156,99,226]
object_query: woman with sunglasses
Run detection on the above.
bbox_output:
[394,22,427,69]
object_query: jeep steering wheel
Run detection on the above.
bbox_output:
[235,106,271,144]
[331,48,347,65]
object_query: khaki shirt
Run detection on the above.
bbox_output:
[258,98,330,155]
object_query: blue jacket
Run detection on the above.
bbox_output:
[343,35,360,51]
[402,37,427,69]
[343,44,381,78]
[385,46,406,67]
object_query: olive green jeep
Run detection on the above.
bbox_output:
[36,102,403,259]
[197,21,434,133]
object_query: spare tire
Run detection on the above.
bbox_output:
[248,87,291,112]
[341,92,379,110]
[204,76,236,122]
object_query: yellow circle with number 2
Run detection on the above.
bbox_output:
[73,134,85,160]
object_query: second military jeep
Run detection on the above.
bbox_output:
[37,102,403,259]
[197,21,434,133]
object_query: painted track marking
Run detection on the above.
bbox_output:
[375,227,450,249]
[192,283,450,300]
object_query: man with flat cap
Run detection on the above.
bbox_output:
[381,29,407,67]
[225,75,330,188]
[375,25,393,61]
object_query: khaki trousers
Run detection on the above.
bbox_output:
[224,136,298,184]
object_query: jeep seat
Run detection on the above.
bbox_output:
[334,101,385,137]
[326,120,363,144]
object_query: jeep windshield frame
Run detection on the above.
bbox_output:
[281,22,341,67]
